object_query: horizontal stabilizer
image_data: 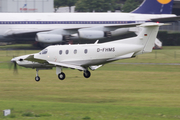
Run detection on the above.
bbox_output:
[151,16,180,22]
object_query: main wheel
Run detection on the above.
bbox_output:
[35,76,40,82]
[58,72,65,80]
[83,70,91,78]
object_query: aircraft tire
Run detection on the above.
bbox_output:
[58,72,65,80]
[35,76,40,82]
[83,70,91,78]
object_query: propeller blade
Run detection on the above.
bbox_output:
[10,59,18,74]
[13,61,18,74]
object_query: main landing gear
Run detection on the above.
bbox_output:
[57,70,91,80]
[58,70,91,80]
[58,72,65,80]
[83,70,91,78]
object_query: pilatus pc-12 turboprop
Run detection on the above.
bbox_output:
[0,0,179,45]
[11,23,165,81]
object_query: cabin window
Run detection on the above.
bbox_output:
[59,50,63,55]
[84,49,88,54]
[65,50,69,54]
[74,49,77,54]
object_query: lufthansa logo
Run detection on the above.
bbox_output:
[157,0,171,4]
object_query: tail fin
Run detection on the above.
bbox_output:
[131,0,174,14]
[135,23,164,55]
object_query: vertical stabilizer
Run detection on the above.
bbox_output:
[131,0,174,14]
[135,23,164,55]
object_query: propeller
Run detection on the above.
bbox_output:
[10,57,18,74]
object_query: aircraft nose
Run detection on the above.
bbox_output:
[11,58,16,62]
[11,57,23,62]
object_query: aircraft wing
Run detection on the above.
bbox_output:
[24,55,48,64]
[151,16,180,22]
[48,61,86,71]
[78,23,141,32]
[4,29,52,37]
[4,23,140,37]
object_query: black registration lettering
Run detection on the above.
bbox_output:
[97,47,115,52]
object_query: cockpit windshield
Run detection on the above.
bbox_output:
[39,49,48,54]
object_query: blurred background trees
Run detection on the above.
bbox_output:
[54,0,143,12]
[54,0,78,12]
[121,0,143,12]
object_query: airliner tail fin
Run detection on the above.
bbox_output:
[132,0,174,14]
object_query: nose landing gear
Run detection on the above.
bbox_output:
[35,69,40,82]
[35,76,40,82]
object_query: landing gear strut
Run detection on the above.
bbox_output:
[83,70,91,78]
[58,72,66,80]
[35,69,40,82]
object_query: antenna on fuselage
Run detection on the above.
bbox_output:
[94,40,99,44]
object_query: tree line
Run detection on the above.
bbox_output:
[54,0,143,12]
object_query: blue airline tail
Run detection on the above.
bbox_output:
[131,0,174,14]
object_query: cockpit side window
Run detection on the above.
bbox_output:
[41,49,48,54]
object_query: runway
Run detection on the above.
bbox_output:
[112,62,180,66]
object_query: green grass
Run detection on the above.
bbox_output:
[0,46,180,120]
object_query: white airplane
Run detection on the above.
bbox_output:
[0,0,179,44]
[11,23,165,81]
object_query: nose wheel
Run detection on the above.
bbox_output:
[35,69,40,82]
[35,76,40,82]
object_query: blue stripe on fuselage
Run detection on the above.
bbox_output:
[0,21,146,24]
